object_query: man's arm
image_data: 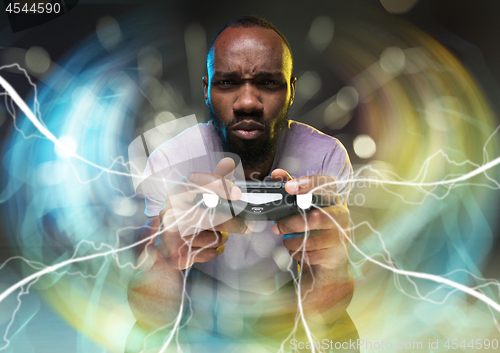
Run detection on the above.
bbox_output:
[279,237,354,325]
[127,158,252,332]
[268,170,354,325]
[128,216,185,331]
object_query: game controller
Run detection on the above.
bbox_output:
[196,180,332,221]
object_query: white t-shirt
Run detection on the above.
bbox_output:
[140,120,352,294]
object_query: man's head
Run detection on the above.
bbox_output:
[203,16,296,170]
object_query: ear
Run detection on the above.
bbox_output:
[202,76,209,107]
[289,76,296,106]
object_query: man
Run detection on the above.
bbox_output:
[127,16,358,352]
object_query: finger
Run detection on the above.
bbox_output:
[191,245,226,263]
[181,230,229,248]
[168,173,241,202]
[289,247,348,268]
[167,196,246,237]
[283,229,341,252]
[168,201,250,234]
[167,245,225,269]
[195,216,254,234]
[214,157,236,180]
[214,157,236,201]
[271,168,292,182]
[272,204,349,234]
[159,206,182,235]
[285,175,338,197]
[335,194,342,206]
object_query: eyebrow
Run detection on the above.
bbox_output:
[213,71,285,78]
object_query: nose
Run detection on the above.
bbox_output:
[233,83,264,114]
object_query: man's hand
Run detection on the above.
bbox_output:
[270,169,350,270]
[129,158,253,331]
[157,157,253,270]
[267,169,353,325]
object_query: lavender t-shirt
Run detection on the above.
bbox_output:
[141,120,352,294]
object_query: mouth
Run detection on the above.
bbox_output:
[230,120,266,140]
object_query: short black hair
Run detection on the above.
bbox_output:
[207,15,294,75]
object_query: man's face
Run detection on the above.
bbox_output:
[203,26,296,169]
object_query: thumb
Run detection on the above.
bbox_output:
[271,168,293,182]
[214,157,236,180]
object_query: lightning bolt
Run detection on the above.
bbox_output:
[0,64,142,180]
[1,65,500,353]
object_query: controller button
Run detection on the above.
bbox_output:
[202,193,220,208]
[297,194,313,210]
[251,207,264,213]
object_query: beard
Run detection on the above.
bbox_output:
[209,107,289,170]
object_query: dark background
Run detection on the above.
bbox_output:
[0,0,499,351]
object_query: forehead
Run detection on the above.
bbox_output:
[209,26,291,76]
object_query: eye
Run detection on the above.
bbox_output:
[260,80,284,88]
[216,80,235,86]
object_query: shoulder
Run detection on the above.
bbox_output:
[275,121,350,178]
[285,120,343,151]
[285,122,352,198]
[285,121,350,174]
[287,120,339,141]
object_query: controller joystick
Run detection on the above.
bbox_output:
[296,194,313,210]
[202,193,220,208]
